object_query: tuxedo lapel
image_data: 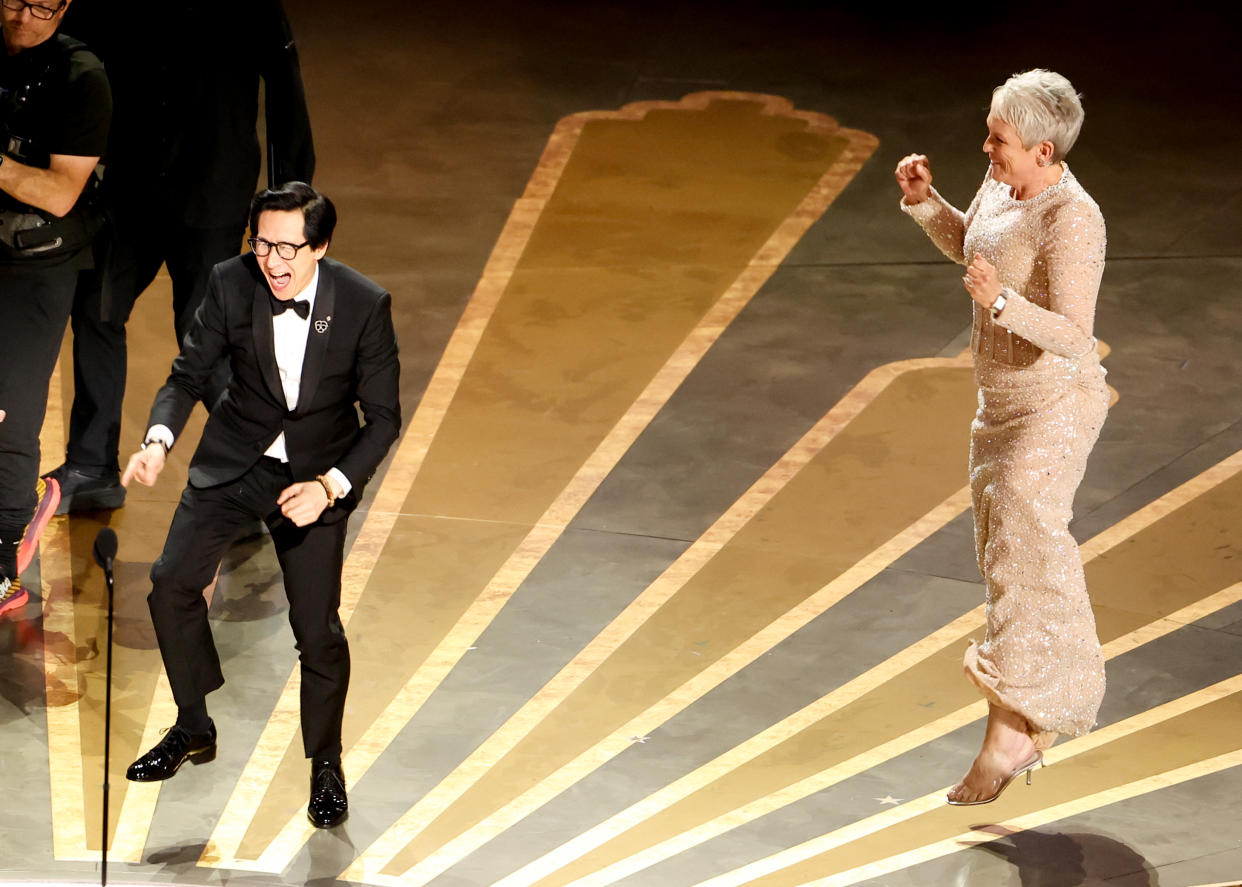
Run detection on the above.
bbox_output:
[296,263,336,414]
[251,280,285,404]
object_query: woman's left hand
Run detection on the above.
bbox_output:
[963,253,1003,308]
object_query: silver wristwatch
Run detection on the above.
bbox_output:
[990,292,1007,319]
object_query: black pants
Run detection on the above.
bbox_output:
[0,261,78,536]
[67,222,242,471]
[148,457,350,759]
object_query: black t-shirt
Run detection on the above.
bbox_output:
[0,33,110,194]
[0,33,110,264]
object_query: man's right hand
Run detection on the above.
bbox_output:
[121,443,167,488]
[895,153,933,204]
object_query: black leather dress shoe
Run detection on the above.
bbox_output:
[45,463,126,515]
[125,722,217,782]
[307,759,348,828]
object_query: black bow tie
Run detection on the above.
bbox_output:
[271,296,311,319]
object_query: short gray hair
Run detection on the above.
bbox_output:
[990,69,1085,162]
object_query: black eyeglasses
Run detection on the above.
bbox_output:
[248,237,310,260]
[1,0,66,20]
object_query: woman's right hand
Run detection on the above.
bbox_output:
[895,153,932,204]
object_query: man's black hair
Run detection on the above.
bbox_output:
[248,181,336,248]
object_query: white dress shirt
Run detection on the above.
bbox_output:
[264,265,318,462]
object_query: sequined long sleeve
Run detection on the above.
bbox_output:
[993,199,1106,359]
[899,186,972,264]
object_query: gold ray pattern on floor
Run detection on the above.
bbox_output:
[35,277,208,863]
[501,583,1242,887]
[38,359,176,863]
[341,355,978,885]
[486,449,1242,887]
[198,92,879,871]
[43,510,217,863]
[689,676,1242,887]
[38,362,88,861]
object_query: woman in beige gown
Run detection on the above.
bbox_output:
[895,69,1110,805]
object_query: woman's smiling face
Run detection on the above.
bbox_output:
[982,114,1044,188]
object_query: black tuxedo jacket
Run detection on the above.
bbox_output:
[149,254,400,517]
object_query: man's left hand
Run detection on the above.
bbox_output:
[277,481,330,527]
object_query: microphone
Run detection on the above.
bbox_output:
[93,527,118,575]
[92,526,118,887]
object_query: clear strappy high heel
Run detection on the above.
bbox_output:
[947,751,1043,806]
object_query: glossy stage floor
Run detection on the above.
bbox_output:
[4,3,1242,886]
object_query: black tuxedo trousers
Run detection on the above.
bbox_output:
[149,456,349,760]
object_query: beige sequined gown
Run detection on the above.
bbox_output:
[902,164,1109,738]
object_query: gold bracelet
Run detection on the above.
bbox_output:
[315,474,337,507]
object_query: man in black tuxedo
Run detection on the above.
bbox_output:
[120,182,400,829]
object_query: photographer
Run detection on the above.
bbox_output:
[0,0,109,612]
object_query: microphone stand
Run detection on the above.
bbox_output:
[94,528,118,887]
